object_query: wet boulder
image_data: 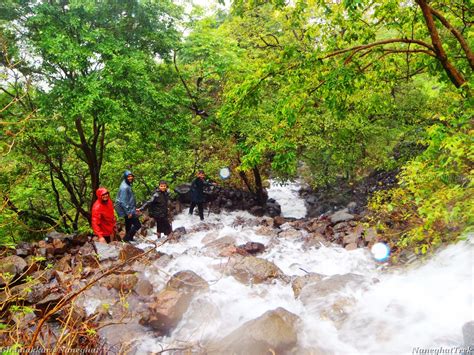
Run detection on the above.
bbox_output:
[119,243,143,262]
[273,216,286,228]
[249,205,265,217]
[299,273,366,303]
[133,278,154,297]
[265,199,281,217]
[237,242,265,255]
[166,270,209,293]
[207,307,300,354]
[203,236,236,257]
[94,242,120,262]
[15,242,33,257]
[329,209,355,224]
[226,255,285,284]
[463,321,474,347]
[292,273,325,298]
[140,271,209,335]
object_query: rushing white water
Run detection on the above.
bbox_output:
[267,180,307,218]
[132,186,473,354]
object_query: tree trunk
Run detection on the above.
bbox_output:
[252,166,267,205]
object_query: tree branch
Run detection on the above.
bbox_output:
[430,7,474,70]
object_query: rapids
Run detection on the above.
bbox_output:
[131,181,473,354]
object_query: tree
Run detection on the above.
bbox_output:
[0,0,184,230]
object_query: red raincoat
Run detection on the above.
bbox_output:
[91,187,116,238]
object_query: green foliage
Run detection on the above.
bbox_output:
[1,0,472,257]
[369,97,473,254]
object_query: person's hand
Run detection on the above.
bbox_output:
[128,213,132,218]
[98,236,106,244]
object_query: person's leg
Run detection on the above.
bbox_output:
[130,216,141,240]
[124,216,132,241]
[189,202,196,215]
[125,216,141,241]
[197,202,204,220]
[163,218,172,236]
[155,217,161,237]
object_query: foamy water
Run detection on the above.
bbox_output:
[267,180,307,218]
[132,183,473,354]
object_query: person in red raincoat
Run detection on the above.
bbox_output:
[91,187,117,243]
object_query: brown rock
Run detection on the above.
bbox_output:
[119,243,143,262]
[305,219,331,235]
[303,233,331,250]
[345,243,358,251]
[273,216,286,228]
[101,273,138,292]
[166,270,209,293]
[140,289,193,335]
[226,256,285,284]
[52,238,66,254]
[54,270,74,288]
[134,278,154,297]
[203,236,236,257]
[364,227,377,243]
[343,233,359,246]
[255,226,278,237]
[54,254,72,273]
[237,242,265,255]
[279,229,303,239]
[0,255,27,285]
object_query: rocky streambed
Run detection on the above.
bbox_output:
[0,182,472,354]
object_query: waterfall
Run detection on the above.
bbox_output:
[128,182,472,354]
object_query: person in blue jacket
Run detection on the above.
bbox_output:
[189,170,216,221]
[115,170,141,242]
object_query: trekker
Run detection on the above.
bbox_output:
[189,170,216,221]
[139,180,172,238]
[115,170,141,242]
[91,187,116,243]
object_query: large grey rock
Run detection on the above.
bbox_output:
[329,209,354,224]
[207,308,300,354]
[94,242,120,262]
[299,273,365,303]
[463,321,474,346]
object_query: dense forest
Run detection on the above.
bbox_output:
[1,0,472,254]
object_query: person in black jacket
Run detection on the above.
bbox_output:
[189,170,216,221]
[139,180,172,237]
